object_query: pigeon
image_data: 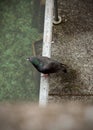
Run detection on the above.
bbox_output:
[27,56,67,77]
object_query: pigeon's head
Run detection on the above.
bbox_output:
[27,57,33,62]
[27,56,40,67]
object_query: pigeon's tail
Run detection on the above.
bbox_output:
[60,63,67,73]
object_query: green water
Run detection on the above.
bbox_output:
[0,0,45,101]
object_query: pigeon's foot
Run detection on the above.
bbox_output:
[41,74,49,78]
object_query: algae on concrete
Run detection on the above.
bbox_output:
[0,0,44,102]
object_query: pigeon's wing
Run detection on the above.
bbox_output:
[36,56,66,74]
[37,56,59,65]
[42,61,60,73]
[37,56,52,64]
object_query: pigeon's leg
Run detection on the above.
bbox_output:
[41,74,49,78]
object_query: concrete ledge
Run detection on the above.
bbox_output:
[39,0,54,106]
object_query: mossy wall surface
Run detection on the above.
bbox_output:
[0,0,44,101]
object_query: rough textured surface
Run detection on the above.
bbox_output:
[49,0,93,102]
[48,96,93,104]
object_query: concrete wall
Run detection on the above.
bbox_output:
[49,0,93,103]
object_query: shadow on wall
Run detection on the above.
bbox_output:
[49,66,83,94]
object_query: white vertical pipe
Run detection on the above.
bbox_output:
[39,0,54,106]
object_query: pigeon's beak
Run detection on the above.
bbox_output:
[26,56,33,61]
[26,57,33,61]
[26,58,30,61]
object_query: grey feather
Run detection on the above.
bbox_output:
[27,56,67,74]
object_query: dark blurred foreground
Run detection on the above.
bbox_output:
[0,102,93,130]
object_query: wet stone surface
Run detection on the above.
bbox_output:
[49,0,93,103]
